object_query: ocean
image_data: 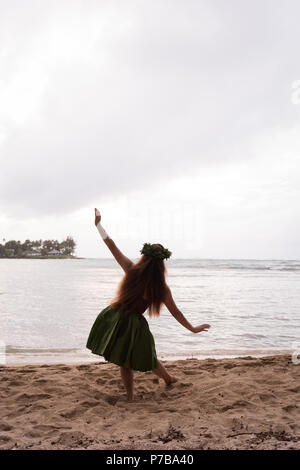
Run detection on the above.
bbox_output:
[0,258,299,364]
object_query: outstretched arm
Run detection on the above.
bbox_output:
[94,208,133,273]
[164,285,211,333]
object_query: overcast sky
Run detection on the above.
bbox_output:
[0,0,299,259]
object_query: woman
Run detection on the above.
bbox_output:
[86,208,210,401]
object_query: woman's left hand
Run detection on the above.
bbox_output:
[192,324,211,333]
[94,208,101,226]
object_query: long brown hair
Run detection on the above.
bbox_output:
[111,245,168,318]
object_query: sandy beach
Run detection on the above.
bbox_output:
[0,354,299,450]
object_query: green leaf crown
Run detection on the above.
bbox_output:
[140,243,172,260]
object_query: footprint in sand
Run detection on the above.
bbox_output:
[54,431,92,448]
[28,404,48,412]
[104,395,119,406]
[137,386,149,393]
[178,382,192,388]
[99,372,113,379]
[259,393,276,402]
[33,424,61,432]
[0,424,13,432]
[19,369,36,374]
[35,379,49,385]
[108,378,121,385]
[221,399,255,412]
[24,430,42,438]
[7,407,27,418]
[80,400,99,408]
[43,387,63,394]
[283,404,298,412]
[0,435,12,445]
[288,386,300,393]
[15,392,51,402]
[96,378,106,385]
[8,380,25,387]
[90,392,103,400]
[60,407,85,419]
[83,373,98,381]
[223,363,237,370]
[76,365,90,371]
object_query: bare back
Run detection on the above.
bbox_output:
[127,285,175,315]
[128,298,150,315]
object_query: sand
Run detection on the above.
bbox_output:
[0,355,299,450]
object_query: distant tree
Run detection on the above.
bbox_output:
[60,236,76,255]
[16,247,23,257]
[5,240,18,249]
[1,237,76,257]
[41,240,56,255]
[4,240,20,255]
[32,239,42,249]
[53,239,60,251]
[21,239,33,252]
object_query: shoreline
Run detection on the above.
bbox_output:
[0,256,84,260]
[3,349,294,366]
[0,354,299,450]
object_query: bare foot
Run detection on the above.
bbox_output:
[165,376,178,386]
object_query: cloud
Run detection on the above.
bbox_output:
[0,0,300,218]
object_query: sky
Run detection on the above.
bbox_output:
[0,0,300,259]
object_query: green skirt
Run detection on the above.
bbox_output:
[86,305,159,372]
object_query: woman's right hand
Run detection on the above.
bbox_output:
[192,324,211,333]
[94,208,101,226]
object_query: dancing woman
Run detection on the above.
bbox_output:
[86,208,210,401]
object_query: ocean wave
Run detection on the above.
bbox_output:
[5,348,293,365]
[277,267,300,271]
[233,333,267,339]
[169,262,300,272]
[155,348,292,360]
[6,346,79,354]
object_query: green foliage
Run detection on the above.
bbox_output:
[59,236,76,255]
[0,236,76,258]
[140,242,172,260]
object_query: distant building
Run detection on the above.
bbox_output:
[5,249,15,257]
[24,250,41,257]
[48,249,62,255]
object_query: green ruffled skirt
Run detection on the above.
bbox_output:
[86,305,159,371]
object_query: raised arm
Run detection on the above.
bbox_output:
[164,285,211,333]
[94,208,133,273]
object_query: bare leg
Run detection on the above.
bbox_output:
[120,366,134,401]
[152,360,178,386]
